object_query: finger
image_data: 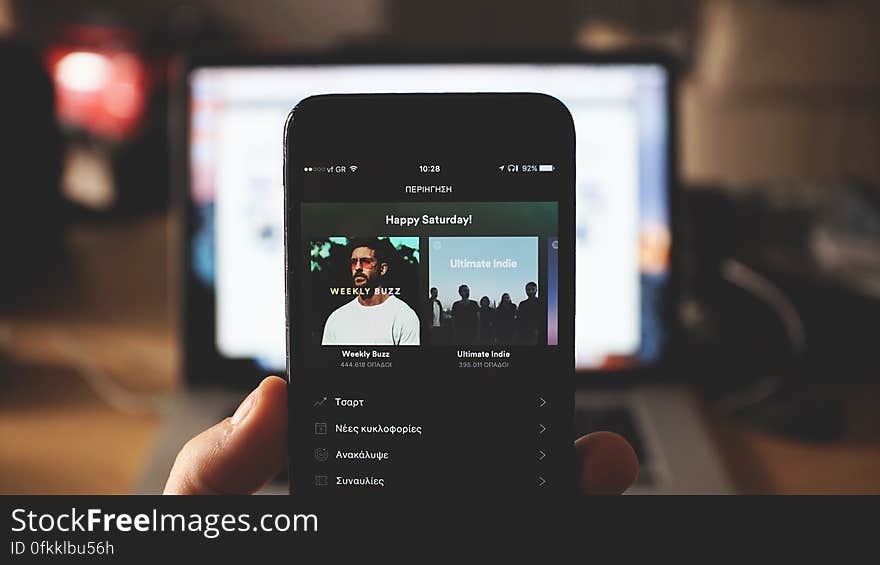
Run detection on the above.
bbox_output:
[164,376,287,495]
[575,431,639,495]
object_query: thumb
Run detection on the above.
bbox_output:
[576,431,639,495]
[164,376,287,494]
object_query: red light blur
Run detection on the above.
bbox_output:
[46,46,150,140]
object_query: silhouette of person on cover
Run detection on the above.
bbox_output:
[479,296,495,344]
[424,286,444,342]
[516,281,542,345]
[451,284,479,344]
[495,292,517,345]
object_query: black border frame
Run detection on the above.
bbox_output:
[171,48,682,391]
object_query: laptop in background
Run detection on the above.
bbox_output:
[137,52,733,494]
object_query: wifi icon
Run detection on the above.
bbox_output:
[349,165,358,173]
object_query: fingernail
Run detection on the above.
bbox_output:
[231,387,258,425]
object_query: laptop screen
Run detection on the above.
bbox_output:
[186,61,671,375]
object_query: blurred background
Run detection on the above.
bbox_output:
[0,0,878,494]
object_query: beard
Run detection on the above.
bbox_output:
[352,271,376,287]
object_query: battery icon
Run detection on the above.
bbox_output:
[539,164,555,172]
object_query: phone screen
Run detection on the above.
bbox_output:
[285,94,574,494]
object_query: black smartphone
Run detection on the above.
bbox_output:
[284,93,575,494]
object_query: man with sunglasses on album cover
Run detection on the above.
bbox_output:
[321,237,420,346]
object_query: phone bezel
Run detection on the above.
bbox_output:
[284,92,576,494]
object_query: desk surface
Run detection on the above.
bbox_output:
[1,214,878,494]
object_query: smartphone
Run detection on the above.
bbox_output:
[284,93,574,494]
